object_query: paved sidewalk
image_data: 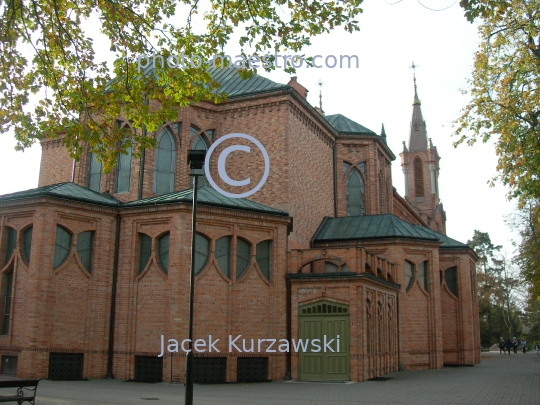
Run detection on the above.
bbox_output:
[2,352,539,405]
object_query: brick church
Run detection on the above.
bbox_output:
[0,68,480,382]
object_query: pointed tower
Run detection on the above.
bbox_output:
[400,68,446,234]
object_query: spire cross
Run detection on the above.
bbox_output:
[317,79,323,110]
[409,62,418,91]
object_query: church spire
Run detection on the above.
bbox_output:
[408,62,427,152]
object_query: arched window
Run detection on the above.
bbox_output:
[418,260,428,291]
[215,236,231,278]
[256,240,271,280]
[194,233,210,274]
[87,153,102,192]
[77,231,94,273]
[115,148,132,193]
[4,227,16,265]
[414,156,424,197]
[153,128,176,195]
[22,227,32,264]
[404,261,414,291]
[115,121,133,193]
[158,233,170,273]
[325,262,338,273]
[445,266,458,296]
[53,226,72,268]
[236,238,251,279]
[139,234,152,274]
[2,271,13,334]
[346,168,365,216]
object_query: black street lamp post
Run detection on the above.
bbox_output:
[185,150,206,405]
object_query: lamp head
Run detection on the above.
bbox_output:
[187,150,206,170]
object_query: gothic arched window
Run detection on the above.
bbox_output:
[414,156,424,197]
[236,238,251,279]
[53,226,72,268]
[115,120,133,193]
[194,233,210,274]
[346,168,365,216]
[404,260,414,291]
[215,236,231,278]
[4,227,16,266]
[87,153,102,192]
[445,266,458,296]
[153,128,176,194]
[158,233,170,273]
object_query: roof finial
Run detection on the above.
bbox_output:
[409,61,421,105]
[318,79,324,110]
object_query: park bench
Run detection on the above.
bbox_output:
[0,379,40,404]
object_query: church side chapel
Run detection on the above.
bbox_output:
[0,68,480,382]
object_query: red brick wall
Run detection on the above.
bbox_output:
[112,203,291,382]
[0,199,116,379]
[39,139,73,186]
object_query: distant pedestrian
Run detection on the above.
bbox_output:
[506,338,512,355]
[521,340,527,354]
[499,337,506,355]
[512,337,518,354]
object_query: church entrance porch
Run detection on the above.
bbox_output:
[298,300,350,381]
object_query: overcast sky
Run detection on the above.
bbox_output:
[0,1,517,253]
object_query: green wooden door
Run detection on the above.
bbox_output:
[298,301,350,381]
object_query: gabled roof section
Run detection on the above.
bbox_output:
[122,186,288,216]
[313,214,469,249]
[324,114,377,135]
[0,182,120,207]
[416,227,469,249]
[313,214,439,242]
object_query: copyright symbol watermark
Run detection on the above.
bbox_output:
[204,133,270,199]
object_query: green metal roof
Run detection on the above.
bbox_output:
[314,214,440,242]
[0,182,120,207]
[120,186,287,215]
[208,67,289,98]
[324,114,377,135]
[0,183,287,216]
[417,227,469,249]
[313,214,469,248]
[110,64,289,98]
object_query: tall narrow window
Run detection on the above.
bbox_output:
[236,238,251,279]
[256,240,271,280]
[194,233,210,274]
[2,271,13,334]
[115,121,133,193]
[77,231,94,273]
[445,266,458,296]
[4,227,16,265]
[404,261,414,291]
[418,260,428,291]
[22,227,33,264]
[346,168,365,216]
[414,156,424,197]
[139,234,152,274]
[116,147,132,193]
[53,226,72,268]
[158,233,170,273]
[215,236,231,277]
[87,153,102,192]
[153,128,176,195]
